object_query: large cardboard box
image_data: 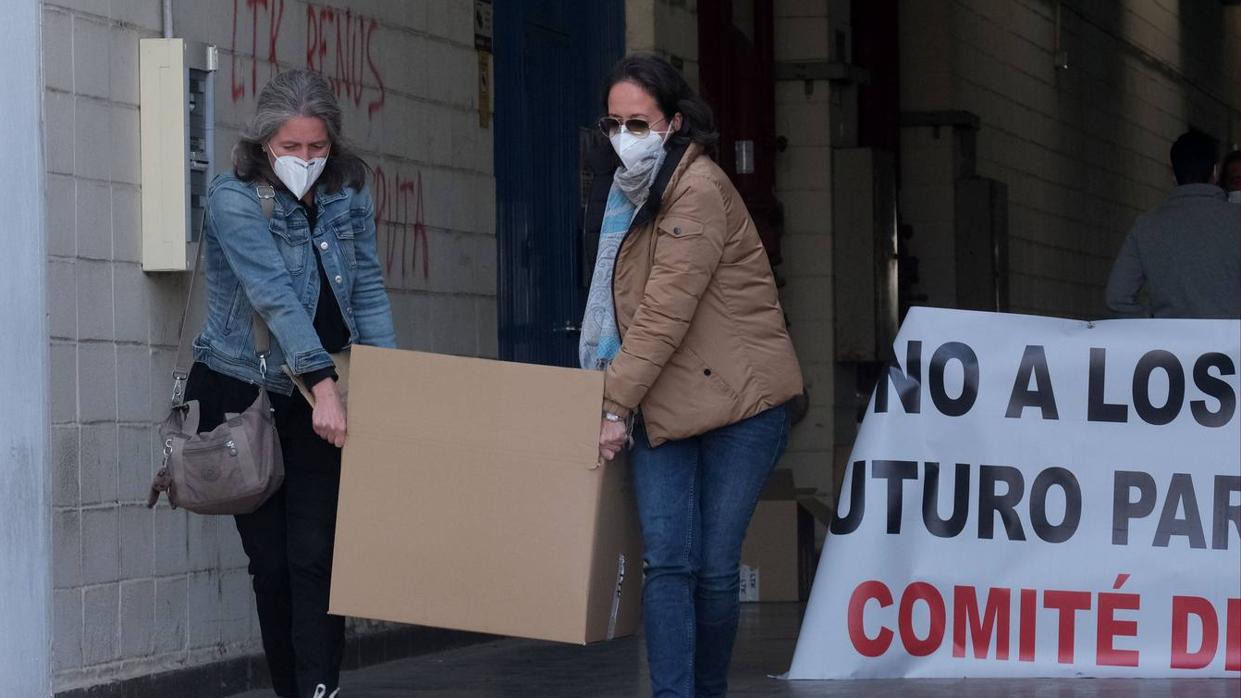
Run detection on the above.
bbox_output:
[329,346,643,644]
[738,470,823,603]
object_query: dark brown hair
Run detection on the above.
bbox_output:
[602,54,719,149]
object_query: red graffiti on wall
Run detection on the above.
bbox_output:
[230,0,286,102]
[306,4,387,118]
[373,166,430,283]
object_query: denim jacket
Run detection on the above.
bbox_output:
[193,173,396,395]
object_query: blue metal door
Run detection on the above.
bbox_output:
[494,0,624,366]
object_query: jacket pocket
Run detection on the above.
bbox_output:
[651,216,712,269]
[221,283,245,336]
[655,217,706,239]
[269,220,308,275]
[336,221,358,270]
[668,344,739,401]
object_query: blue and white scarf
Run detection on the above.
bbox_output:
[579,151,667,370]
[579,185,638,371]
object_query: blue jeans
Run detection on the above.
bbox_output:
[631,405,790,698]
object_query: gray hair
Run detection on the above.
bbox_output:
[232,68,368,191]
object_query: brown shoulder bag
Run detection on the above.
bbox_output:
[147,185,285,515]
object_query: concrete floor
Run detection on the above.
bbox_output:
[229,604,1240,697]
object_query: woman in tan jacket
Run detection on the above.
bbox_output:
[580,54,804,698]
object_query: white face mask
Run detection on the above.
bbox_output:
[609,127,670,172]
[269,149,328,199]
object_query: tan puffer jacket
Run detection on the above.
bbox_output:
[603,143,804,446]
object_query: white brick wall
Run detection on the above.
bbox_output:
[43,0,495,691]
[924,0,1241,318]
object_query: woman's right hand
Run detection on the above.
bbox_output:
[599,416,629,462]
[311,379,348,448]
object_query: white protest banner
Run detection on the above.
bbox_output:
[787,308,1240,679]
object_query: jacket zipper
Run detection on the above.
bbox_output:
[182,439,238,457]
[610,205,652,340]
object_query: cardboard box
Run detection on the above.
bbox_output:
[738,470,824,602]
[329,346,643,644]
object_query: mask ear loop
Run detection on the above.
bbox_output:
[262,144,280,190]
[655,114,682,144]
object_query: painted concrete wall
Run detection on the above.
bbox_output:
[0,1,52,695]
[43,0,494,691]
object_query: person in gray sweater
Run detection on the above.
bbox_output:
[1106,131,1240,319]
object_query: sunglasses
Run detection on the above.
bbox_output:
[597,116,668,138]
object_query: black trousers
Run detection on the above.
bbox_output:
[186,363,345,698]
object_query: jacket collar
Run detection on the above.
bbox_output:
[270,180,350,218]
[632,142,703,228]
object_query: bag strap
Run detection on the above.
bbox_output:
[170,184,278,405]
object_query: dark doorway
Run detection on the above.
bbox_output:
[697,0,781,265]
[494,0,624,366]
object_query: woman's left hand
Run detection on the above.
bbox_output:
[311,379,348,448]
[599,417,629,462]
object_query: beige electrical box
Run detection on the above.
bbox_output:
[140,39,217,271]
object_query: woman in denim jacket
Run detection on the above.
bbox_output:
[184,69,395,698]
